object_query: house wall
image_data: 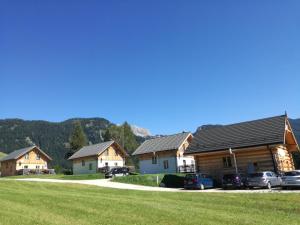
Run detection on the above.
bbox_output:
[1,160,17,177]
[195,145,296,182]
[138,150,179,174]
[72,156,98,175]
[16,148,49,170]
[139,155,177,174]
[97,146,125,168]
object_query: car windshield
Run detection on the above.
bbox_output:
[284,171,300,176]
[249,173,264,178]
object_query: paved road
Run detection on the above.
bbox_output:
[8,178,300,193]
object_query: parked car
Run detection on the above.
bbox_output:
[105,167,129,178]
[246,171,281,189]
[184,173,214,190]
[281,170,300,189]
[222,173,246,189]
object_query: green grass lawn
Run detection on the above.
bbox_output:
[3,173,104,180]
[113,174,186,187]
[0,180,299,225]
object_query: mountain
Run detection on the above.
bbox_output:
[0,118,112,168]
[130,125,151,137]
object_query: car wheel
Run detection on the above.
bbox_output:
[267,182,272,190]
[200,184,205,190]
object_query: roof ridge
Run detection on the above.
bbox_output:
[82,140,114,148]
[147,132,190,141]
[200,115,286,132]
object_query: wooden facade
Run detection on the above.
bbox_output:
[195,144,296,182]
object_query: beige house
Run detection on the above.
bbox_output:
[132,133,194,174]
[185,115,299,182]
[0,146,52,177]
[68,140,128,175]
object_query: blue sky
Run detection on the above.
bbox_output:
[1,1,300,135]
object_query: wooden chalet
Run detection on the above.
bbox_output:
[0,146,52,177]
[185,115,299,182]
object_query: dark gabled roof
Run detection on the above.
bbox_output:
[0,146,52,162]
[132,132,192,156]
[68,141,127,160]
[185,115,287,154]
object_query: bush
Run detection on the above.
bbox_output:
[161,174,185,188]
[63,169,73,175]
[113,173,185,188]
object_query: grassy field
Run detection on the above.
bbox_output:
[113,174,185,187]
[0,180,299,225]
[3,173,104,180]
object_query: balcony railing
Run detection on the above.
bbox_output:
[178,165,196,173]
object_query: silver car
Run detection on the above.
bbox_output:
[281,170,300,189]
[246,171,281,189]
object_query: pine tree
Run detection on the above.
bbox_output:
[103,129,112,142]
[69,121,87,152]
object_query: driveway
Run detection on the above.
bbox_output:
[9,178,300,193]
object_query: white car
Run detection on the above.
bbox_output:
[281,170,300,189]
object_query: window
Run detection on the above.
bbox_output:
[105,150,109,156]
[25,153,29,160]
[114,162,118,166]
[105,162,108,166]
[163,160,169,169]
[89,163,93,170]
[152,155,157,164]
[100,158,102,163]
[19,162,22,167]
[36,154,41,160]
[24,165,28,169]
[223,156,232,168]
[82,160,85,167]
[36,165,40,169]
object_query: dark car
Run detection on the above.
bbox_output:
[105,167,129,179]
[222,173,246,189]
[246,171,281,189]
[184,173,214,190]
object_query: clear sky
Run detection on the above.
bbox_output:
[1,1,300,135]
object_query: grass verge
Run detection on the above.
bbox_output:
[0,180,300,225]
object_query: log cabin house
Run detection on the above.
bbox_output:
[0,146,52,177]
[68,140,128,175]
[185,115,299,182]
[132,132,194,174]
